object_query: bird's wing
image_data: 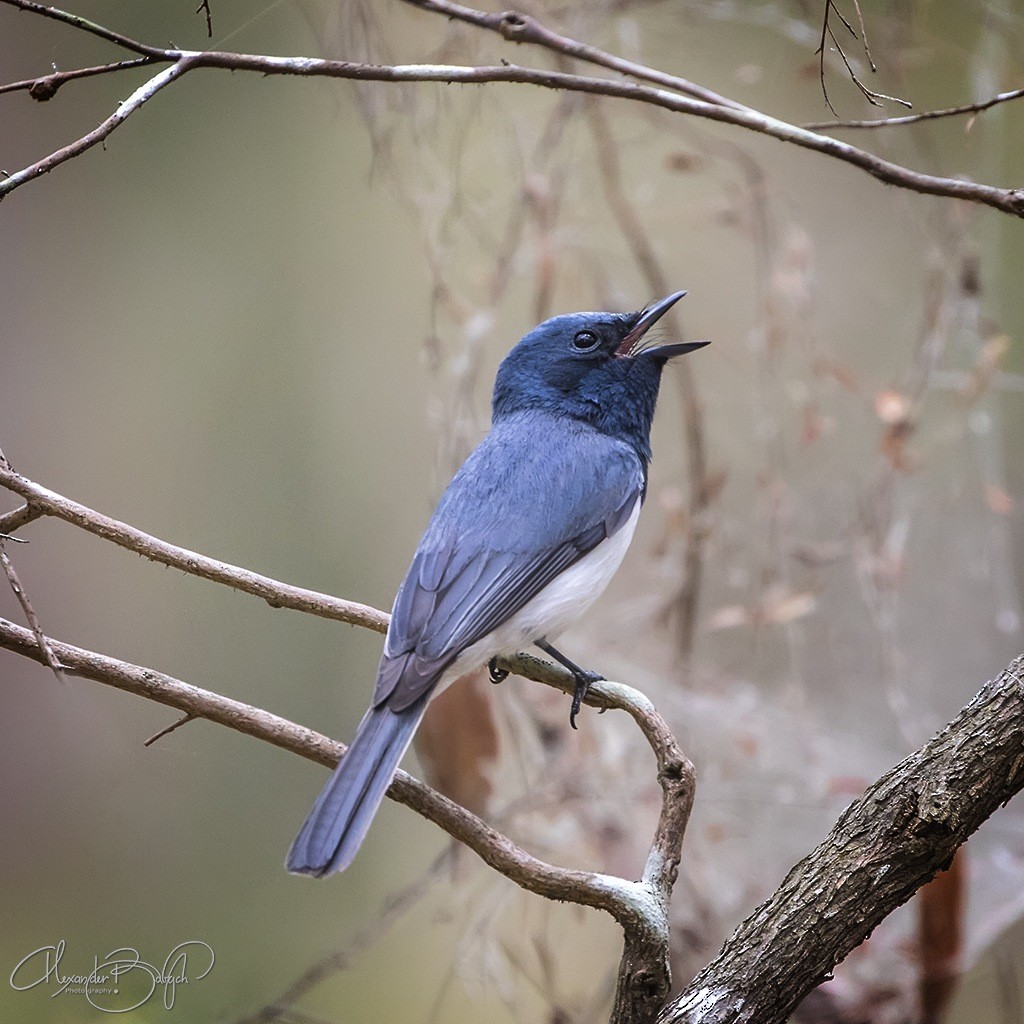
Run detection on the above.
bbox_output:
[373,417,644,712]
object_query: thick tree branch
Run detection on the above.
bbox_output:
[663,654,1024,1024]
[2,1,1023,216]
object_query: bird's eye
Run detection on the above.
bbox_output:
[571,330,600,352]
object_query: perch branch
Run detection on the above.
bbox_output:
[662,654,1024,1024]
[0,614,689,1023]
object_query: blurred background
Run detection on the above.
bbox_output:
[2,1,1024,1021]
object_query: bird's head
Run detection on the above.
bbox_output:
[492,292,708,454]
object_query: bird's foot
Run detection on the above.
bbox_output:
[569,669,604,730]
[488,657,509,685]
[533,638,606,729]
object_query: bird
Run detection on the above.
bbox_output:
[287,291,708,877]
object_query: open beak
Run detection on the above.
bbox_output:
[615,290,709,360]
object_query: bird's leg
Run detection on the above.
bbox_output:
[487,657,509,685]
[534,639,604,730]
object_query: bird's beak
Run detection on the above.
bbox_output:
[615,290,709,360]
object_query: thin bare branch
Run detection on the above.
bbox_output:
[235,846,455,1024]
[398,0,744,111]
[0,466,388,632]
[815,0,910,113]
[196,0,213,40]
[0,57,159,100]
[2,0,168,58]
[805,86,1024,130]
[0,541,64,682]
[144,711,198,746]
[2,2,1022,215]
[849,0,876,72]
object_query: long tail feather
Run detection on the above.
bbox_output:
[286,699,427,876]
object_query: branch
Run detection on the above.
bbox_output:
[2,0,167,57]
[0,540,64,682]
[399,0,743,111]
[662,653,1024,1024]
[0,58,194,196]
[804,86,1024,130]
[0,465,388,632]
[3,1,1023,217]
[0,57,159,100]
[0,614,692,1023]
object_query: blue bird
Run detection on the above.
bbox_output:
[287,291,708,877]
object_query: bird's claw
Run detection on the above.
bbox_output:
[488,657,509,685]
[569,670,604,730]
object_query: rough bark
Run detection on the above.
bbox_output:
[663,655,1024,1024]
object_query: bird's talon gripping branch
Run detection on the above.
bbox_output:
[569,669,604,729]
[488,657,509,685]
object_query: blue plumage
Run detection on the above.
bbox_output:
[287,291,708,877]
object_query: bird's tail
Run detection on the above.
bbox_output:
[286,699,428,877]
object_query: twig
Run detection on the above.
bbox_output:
[815,0,910,114]
[143,711,198,746]
[0,613,689,1024]
[2,2,1023,216]
[196,0,212,39]
[235,846,455,1023]
[816,0,839,115]
[0,541,64,682]
[0,57,159,100]
[805,87,1024,130]
[0,465,388,633]
[662,653,1024,1024]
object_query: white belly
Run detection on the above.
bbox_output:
[443,498,641,684]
